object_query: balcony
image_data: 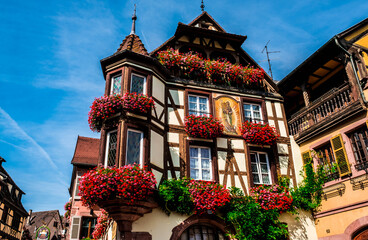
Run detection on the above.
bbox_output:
[288,83,362,143]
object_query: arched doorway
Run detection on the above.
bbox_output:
[179,224,226,240]
[353,226,368,240]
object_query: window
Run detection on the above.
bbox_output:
[80,217,97,239]
[130,74,146,94]
[12,213,20,230]
[126,129,144,165]
[188,95,209,116]
[315,143,337,177]
[110,75,122,95]
[243,103,262,123]
[105,131,118,167]
[190,147,212,180]
[349,127,368,165]
[250,152,271,185]
[179,224,226,240]
[74,172,82,198]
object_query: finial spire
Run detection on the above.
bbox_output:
[130,4,137,35]
[200,0,205,12]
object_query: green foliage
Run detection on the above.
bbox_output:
[221,187,288,240]
[158,178,194,215]
[291,159,325,211]
[278,176,291,190]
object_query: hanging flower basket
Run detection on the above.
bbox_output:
[240,121,278,146]
[250,185,293,212]
[64,201,71,219]
[185,115,224,139]
[156,48,265,89]
[92,209,112,239]
[78,164,157,208]
[88,93,155,132]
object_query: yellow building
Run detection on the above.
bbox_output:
[279,18,368,240]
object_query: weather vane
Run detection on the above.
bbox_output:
[201,0,205,12]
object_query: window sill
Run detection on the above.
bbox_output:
[187,137,214,142]
[247,143,271,148]
[126,112,148,120]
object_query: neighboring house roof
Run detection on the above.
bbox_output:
[25,210,62,239]
[116,34,148,56]
[71,136,100,166]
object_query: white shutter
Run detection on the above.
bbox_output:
[70,217,81,240]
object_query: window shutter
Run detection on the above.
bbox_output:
[330,134,351,177]
[301,151,311,165]
[70,217,81,240]
[366,120,368,129]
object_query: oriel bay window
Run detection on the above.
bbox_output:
[130,73,146,94]
[110,74,122,95]
[190,146,212,180]
[105,130,117,167]
[243,103,263,123]
[126,129,144,165]
[250,151,271,185]
[188,95,209,116]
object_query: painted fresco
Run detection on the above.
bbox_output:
[214,96,242,135]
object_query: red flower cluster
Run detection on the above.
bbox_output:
[187,180,231,214]
[156,49,265,89]
[78,164,157,208]
[240,121,278,145]
[250,185,293,212]
[92,209,111,239]
[88,93,155,132]
[185,115,224,139]
[64,201,71,219]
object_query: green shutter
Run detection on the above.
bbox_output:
[330,134,351,177]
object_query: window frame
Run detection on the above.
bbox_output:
[130,73,147,95]
[189,146,212,181]
[241,98,267,124]
[243,103,263,123]
[104,130,118,168]
[79,217,97,239]
[348,126,368,165]
[188,94,210,117]
[110,74,122,95]
[125,128,144,166]
[249,151,272,185]
[73,172,82,199]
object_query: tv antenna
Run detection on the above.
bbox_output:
[261,40,280,80]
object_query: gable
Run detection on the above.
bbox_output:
[188,11,226,32]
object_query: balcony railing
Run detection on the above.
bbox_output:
[288,84,356,137]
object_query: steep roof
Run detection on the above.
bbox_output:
[26,210,62,239]
[71,136,100,166]
[116,34,148,56]
[188,11,226,32]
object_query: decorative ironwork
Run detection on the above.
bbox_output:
[350,174,368,190]
[325,172,340,183]
[355,161,368,172]
[322,183,345,200]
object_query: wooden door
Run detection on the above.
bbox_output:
[353,227,368,240]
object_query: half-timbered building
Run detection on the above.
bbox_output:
[278,17,368,240]
[0,157,28,240]
[84,9,318,240]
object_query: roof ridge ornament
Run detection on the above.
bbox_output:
[200,0,205,12]
[130,4,137,35]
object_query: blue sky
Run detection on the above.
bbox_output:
[0,0,367,213]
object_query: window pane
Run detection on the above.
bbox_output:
[112,75,122,95]
[126,130,142,165]
[190,157,199,168]
[252,105,260,111]
[259,153,267,163]
[262,174,270,184]
[201,148,210,158]
[202,159,210,169]
[190,169,199,179]
[243,104,251,110]
[189,102,197,111]
[251,163,258,173]
[107,131,117,167]
[260,163,268,173]
[189,96,197,102]
[190,148,199,157]
[250,153,257,163]
[253,174,260,184]
[199,97,207,104]
[202,170,211,180]
[131,75,145,94]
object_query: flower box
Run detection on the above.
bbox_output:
[240,121,278,146]
[185,115,224,139]
[88,93,154,132]
[156,49,265,90]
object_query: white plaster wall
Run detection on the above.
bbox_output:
[217,138,227,148]
[152,169,163,187]
[277,143,289,154]
[168,108,184,125]
[132,209,187,240]
[231,139,244,150]
[274,102,283,118]
[290,136,304,185]
[268,119,275,128]
[234,153,246,171]
[169,89,184,105]
[152,76,165,103]
[278,120,288,137]
[217,151,227,171]
[169,147,180,167]
[154,103,164,121]
[150,130,164,169]
[279,210,318,240]
[265,101,273,117]
[168,132,180,144]
[279,156,289,175]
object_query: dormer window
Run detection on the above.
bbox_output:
[130,73,146,94]
[110,75,122,95]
